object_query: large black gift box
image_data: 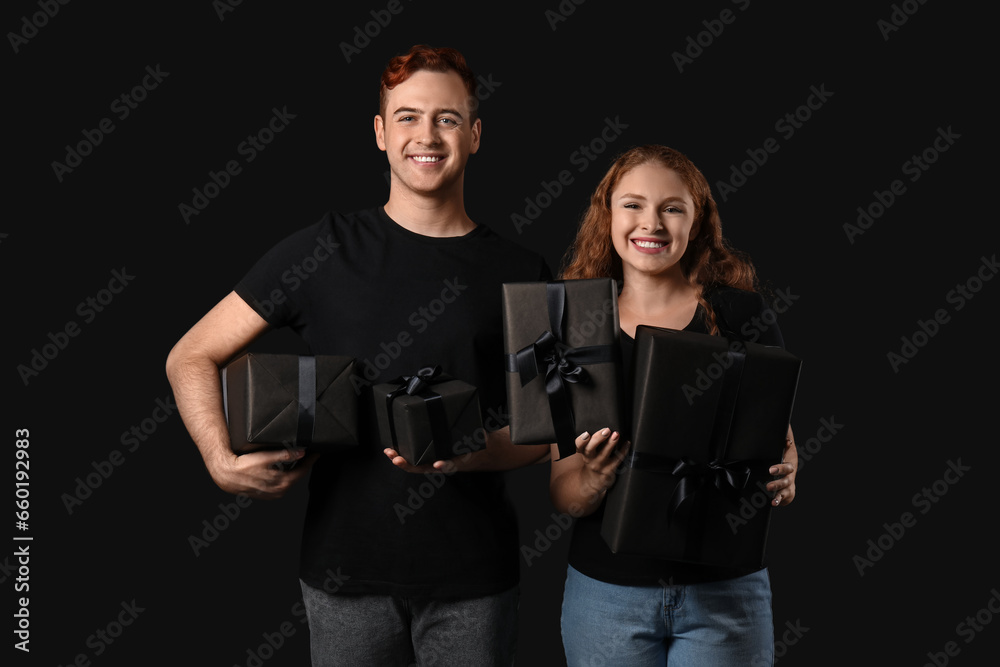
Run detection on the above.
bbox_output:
[502,278,625,459]
[373,367,484,466]
[222,353,360,454]
[601,325,801,567]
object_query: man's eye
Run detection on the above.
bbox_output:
[438,117,456,125]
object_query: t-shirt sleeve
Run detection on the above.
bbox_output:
[233,216,330,329]
[714,288,785,349]
[538,259,554,281]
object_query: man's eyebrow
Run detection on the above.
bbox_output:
[392,106,464,120]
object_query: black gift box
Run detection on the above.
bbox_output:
[502,278,624,459]
[222,353,360,454]
[601,325,801,567]
[373,367,484,466]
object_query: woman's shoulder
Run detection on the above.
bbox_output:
[703,284,767,320]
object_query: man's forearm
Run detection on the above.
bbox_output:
[165,346,233,471]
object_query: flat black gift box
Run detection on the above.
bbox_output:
[373,369,484,466]
[222,353,360,454]
[601,325,801,567]
[502,278,624,458]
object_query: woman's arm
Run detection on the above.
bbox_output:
[766,425,797,506]
[549,429,630,517]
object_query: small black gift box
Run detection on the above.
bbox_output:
[222,353,360,454]
[502,278,625,459]
[601,325,801,567]
[373,367,484,466]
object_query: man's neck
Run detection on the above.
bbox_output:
[383,189,476,238]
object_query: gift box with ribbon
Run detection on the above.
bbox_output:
[600,325,801,567]
[502,278,625,459]
[373,366,484,466]
[222,353,360,454]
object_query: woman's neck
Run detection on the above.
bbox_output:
[618,269,699,336]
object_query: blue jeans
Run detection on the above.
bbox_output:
[299,579,519,666]
[560,565,774,667]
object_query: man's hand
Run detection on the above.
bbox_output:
[207,447,319,499]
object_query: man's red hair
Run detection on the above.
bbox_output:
[379,44,478,120]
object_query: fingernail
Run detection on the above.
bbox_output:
[602,428,610,436]
[580,432,591,440]
[769,466,778,474]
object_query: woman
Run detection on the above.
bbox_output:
[551,145,797,665]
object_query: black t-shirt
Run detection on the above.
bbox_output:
[567,285,787,586]
[235,207,550,596]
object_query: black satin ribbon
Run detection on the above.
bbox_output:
[296,356,317,446]
[383,366,452,461]
[507,282,615,459]
[628,451,770,562]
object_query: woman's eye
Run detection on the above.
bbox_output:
[624,203,639,209]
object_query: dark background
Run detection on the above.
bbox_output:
[6,1,996,665]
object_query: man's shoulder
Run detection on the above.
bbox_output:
[472,223,547,268]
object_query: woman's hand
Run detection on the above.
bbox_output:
[576,428,630,497]
[766,428,798,506]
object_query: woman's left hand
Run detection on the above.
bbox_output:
[766,427,797,506]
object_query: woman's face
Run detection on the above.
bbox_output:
[609,162,697,281]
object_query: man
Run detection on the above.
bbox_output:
[165,45,550,665]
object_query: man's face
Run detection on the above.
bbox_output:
[375,69,481,199]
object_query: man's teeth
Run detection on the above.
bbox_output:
[412,156,441,162]
[634,240,666,248]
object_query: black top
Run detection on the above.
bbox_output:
[567,285,786,586]
[235,207,550,596]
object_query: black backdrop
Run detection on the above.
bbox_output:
[6,1,996,665]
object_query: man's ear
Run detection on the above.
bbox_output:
[469,118,482,155]
[374,115,386,151]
